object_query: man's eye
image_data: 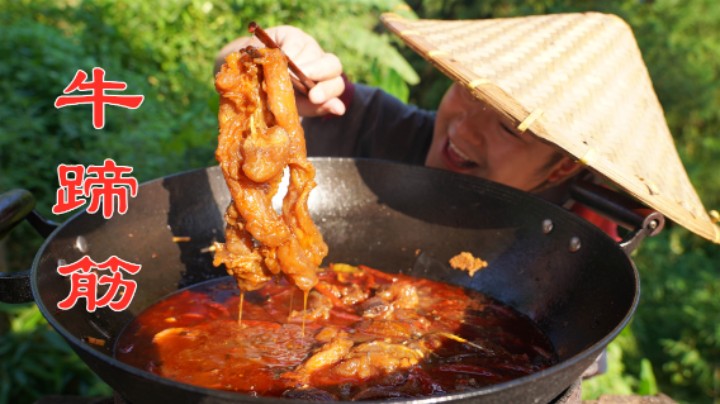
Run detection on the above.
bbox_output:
[499,122,522,139]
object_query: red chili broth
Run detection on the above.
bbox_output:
[115,265,557,400]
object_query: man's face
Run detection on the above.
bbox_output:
[426,83,567,192]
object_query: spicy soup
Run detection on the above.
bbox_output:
[115,264,557,401]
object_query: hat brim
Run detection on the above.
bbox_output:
[381,12,719,244]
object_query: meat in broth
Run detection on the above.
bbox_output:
[115,264,558,400]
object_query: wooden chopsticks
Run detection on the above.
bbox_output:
[248,21,316,95]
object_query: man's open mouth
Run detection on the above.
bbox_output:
[442,138,478,170]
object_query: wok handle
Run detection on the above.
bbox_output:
[0,189,59,303]
[569,179,665,254]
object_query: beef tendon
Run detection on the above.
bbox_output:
[213,47,328,294]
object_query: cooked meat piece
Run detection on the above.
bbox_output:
[285,333,354,384]
[288,290,333,323]
[378,281,419,310]
[313,326,341,343]
[355,318,416,340]
[152,327,197,345]
[340,283,369,306]
[362,281,420,319]
[285,338,426,386]
[332,341,425,379]
[213,47,328,296]
[449,252,488,276]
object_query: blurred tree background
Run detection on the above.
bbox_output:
[0,0,717,403]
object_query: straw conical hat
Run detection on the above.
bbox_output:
[381,11,720,244]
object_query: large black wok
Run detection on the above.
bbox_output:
[0,158,647,403]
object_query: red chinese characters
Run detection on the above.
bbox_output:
[57,256,142,312]
[52,158,138,219]
[54,67,144,129]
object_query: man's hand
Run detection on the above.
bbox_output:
[215,26,346,117]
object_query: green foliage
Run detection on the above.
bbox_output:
[630,231,720,403]
[0,0,415,217]
[1,0,718,402]
[582,327,638,399]
[0,303,112,404]
[0,0,220,216]
[581,326,660,400]
[638,359,659,396]
[307,5,419,98]
[0,0,414,260]
[0,0,415,399]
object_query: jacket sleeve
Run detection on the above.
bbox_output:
[303,84,435,165]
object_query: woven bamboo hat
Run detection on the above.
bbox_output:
[381,11,720,244]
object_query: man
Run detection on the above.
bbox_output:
[215,13,719,245]
[215,12,719,386]
[215,24,608,234]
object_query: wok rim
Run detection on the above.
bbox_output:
[29,160,641,403]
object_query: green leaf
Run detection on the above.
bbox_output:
[637,358,659,396]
